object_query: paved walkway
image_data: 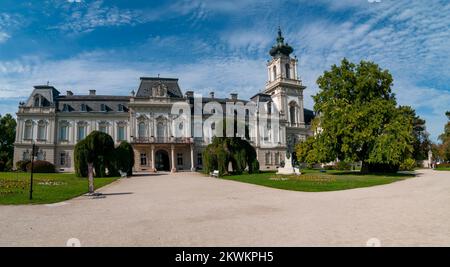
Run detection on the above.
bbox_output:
[0,170,449,246]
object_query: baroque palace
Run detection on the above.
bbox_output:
[13,29,314,172]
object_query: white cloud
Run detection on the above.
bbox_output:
[0,32,10,43]
[0,53,266,101]
[0,12,24,43]
[53,0,147,33]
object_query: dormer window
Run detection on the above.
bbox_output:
[62,104,70,112]
[100,104,107,112]
[80,104,87,112]
[34,96,40,107]
[118,104,124,112]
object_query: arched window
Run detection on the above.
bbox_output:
[37,120,46,140]
[138,122,146,138]
[285,63,290,79]
[273,66,277,80]
[24,120,33,140]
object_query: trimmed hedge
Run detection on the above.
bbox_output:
[16,160,31,172]
[26,160,55,173]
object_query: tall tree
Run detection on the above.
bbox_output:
[398,106,431,160]
[438,111,450,162]
[0,114,17,171]
[74,131,116,193]
[309,59,414,172]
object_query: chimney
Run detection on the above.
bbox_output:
[185,91,194,98]
[209,92,215,99]
[230,93,238,100]
[89,90,96,96]
[66,90,73,96]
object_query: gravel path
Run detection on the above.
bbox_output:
[0,169,449,246]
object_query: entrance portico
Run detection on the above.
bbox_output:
[132,137,196,172]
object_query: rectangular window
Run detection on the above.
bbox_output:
[140,153,147,166]
[118,104,124,112]
[275,152,280,165]
[177,153,183,166]
[37,151,45,161]
[197,153,202,166]
[100,104,107,112]
[118,126,125,141]
[78,126,85,140]
[99,125,107,133]
[60,126,68,141]
[265,152,271,165]
[24,123,32,140]
[80,104,87,112]
[37,125,46,140]
[60,152,66,166]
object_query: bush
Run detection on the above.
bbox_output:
[26,160,55,173]
[16,160,31,172]
[250,159,260,174]
[399,158,416,171]
[323,165,334,170]
[0,160,5,171]
[114,141,134,176]
[202,137,259,176]
[436,163,450,168]
[335,161,351,171]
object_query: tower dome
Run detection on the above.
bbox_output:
[269,27,294,57]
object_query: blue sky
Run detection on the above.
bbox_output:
[0,0,449,141]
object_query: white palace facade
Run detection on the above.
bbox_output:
[13,29,314,172]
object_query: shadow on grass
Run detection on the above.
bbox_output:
[328,171,414,177]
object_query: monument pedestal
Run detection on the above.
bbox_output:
[277,155,296,175]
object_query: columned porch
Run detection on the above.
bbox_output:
[132,141,197,173]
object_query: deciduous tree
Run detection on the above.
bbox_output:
[306,59,414,172]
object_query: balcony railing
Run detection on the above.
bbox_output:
[132,137,193,144]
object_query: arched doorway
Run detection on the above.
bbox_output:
[155,150,170,171]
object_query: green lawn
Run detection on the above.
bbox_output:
[435,167,450,171]
[0,172,118,205]
[221,169,414,192]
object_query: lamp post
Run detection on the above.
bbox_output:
[29,143,36,200]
